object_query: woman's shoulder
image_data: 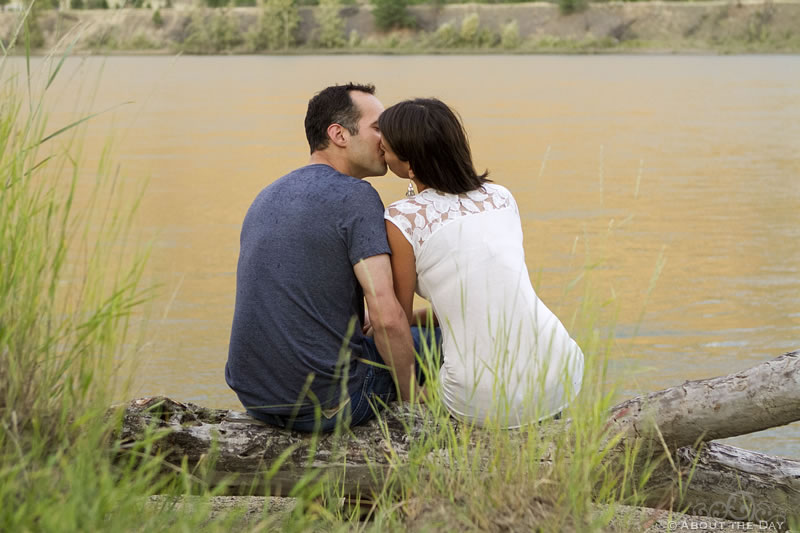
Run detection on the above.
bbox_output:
[480,182,513,197]
[385,196,424,216]
[462,183,516,212]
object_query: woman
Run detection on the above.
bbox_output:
[379,98,584,428]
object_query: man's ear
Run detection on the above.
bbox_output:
[326,123,348,148]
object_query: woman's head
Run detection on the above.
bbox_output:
[378,98,489,194]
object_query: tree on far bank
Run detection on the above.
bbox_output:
[21,1,45,48]
[371,0,414,31]
[315,0,346,48]
[152,8,164,27]
[248,0,300,50]
[558,0,588,15]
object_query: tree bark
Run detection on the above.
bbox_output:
[117,350,800,523]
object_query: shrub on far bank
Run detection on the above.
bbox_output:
[314,0,346,48]
[126,30,162,49]
[181,8,243,53]
[432,21,457,47]
[559,0,589,15]
[152,7,164,27]
[23,6,46,48]
[80,0,109,8]
[430,13,497,49]
[371,0,415,31]
[85,27,117,48]
[5,1,46,48]
[347,28,361,47]
[459,12,479,43]
[247,0,300,51]
[501,19,521,49]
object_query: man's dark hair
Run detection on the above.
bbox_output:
[378,98,489,194]
[304,83,376,154]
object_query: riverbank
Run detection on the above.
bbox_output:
[3,1,800,54]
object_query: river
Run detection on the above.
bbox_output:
[22,54,800,456]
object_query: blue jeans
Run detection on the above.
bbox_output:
[247,326,441,433]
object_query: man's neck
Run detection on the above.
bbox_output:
[309,151,358,178]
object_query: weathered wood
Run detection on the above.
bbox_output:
[118,397,422,495]
[606,350,800,451]
[118,350,800,523]
[642,442,800,528]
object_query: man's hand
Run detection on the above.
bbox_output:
[354,255,416,401]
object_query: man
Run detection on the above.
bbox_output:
[226,83,421,433]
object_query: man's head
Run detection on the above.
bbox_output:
[304,83,387,179]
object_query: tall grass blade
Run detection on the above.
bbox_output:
[45,33,81,91]
[35,101,133,148]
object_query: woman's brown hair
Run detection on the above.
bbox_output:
[379,98,489,194]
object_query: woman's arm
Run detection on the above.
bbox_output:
[385,220,437,404]
[385,220,416,324]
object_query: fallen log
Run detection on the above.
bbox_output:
[118,350,800,524]
[606,350,800,451]
[643,442,800,526]
[118,396,422,495]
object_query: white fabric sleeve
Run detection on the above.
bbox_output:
[384,205,414,247]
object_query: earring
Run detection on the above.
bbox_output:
[405,181,415,198]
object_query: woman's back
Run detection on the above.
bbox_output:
[385,183,584,427]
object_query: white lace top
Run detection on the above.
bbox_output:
[385,183,584,428]
[384,184,517,253]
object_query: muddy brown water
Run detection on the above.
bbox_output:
[18,55,800,457]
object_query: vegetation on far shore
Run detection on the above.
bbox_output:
[3,0,800,55]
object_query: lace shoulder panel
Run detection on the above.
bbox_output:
[384,184,517,252]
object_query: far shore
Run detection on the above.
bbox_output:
[2,2,799,56]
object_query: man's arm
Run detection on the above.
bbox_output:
[354,254,416,401]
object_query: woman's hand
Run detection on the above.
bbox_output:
[362,307,374,337]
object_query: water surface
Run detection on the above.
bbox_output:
[27,55,800,456]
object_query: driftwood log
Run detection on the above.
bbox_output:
[118,350,800,525]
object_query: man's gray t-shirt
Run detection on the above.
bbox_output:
[225,164,391,416]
